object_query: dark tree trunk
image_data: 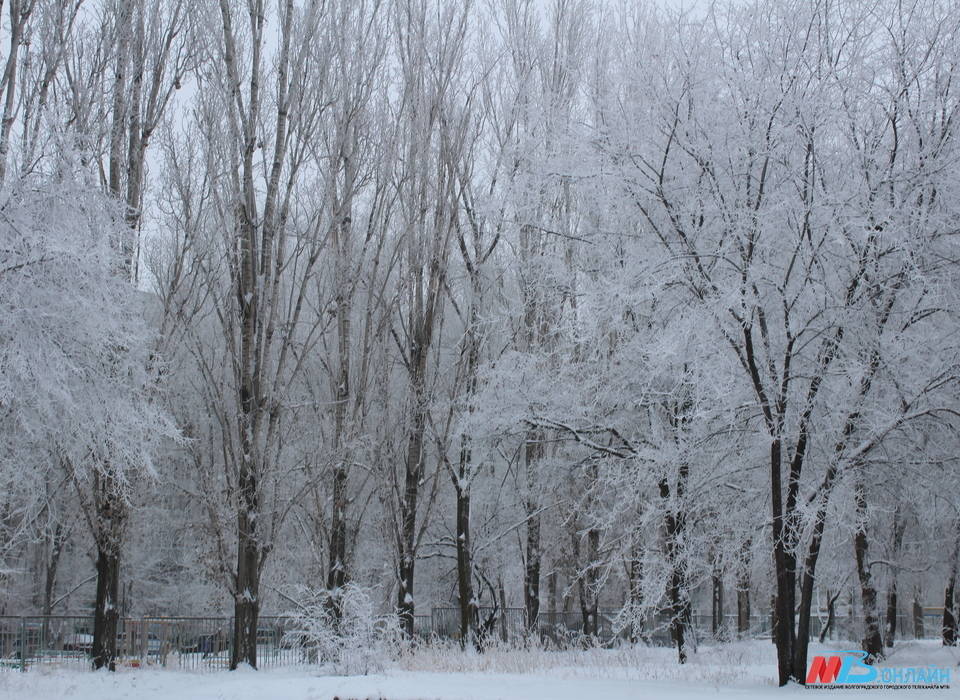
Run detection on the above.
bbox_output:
[397,556,415,638]
[326,463,348,612]
[41,523,67,650]
[942,582,956,646]
[885,586,898,648]
[577,527,600,639]
[232,587,259,670]
[853,481,884,662]
[455,487,477,647]
[768,438,797,686]
[794,529,825,679]
[452,268,483,649]
[91,544,120,670]
[571,524,595,639]
[736,540,751,638]
[737,586,750,638]
[793,499,827,681]
[91,477,125,672]
[523,433,542,635]
[327,207,354,621]
[712,570,725,640]
[231,145,263,670]
[659,460,689,664]
[667,563,688,663]
[524,512,541,633]
[943,524,960,646]
[547,569,557,618]
[913,593,924,639]
[628,543,643,643]
[791,444,850,683]
[770,595,776,644]
[772,328,875,685]
[855,564,884,661]
[819,590,840,643]
[231,469,260,669]
[42,523,66,617]
[397,383,427,638]
[498,578,508,644]
[325,365,350,610]
[107,0,131,203]
[885,507,904,648]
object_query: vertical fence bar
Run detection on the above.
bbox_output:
[19,618,25,672]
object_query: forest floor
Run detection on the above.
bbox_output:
[2,639,958,699]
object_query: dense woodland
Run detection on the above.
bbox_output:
[1,0,959,686]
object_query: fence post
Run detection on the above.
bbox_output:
[19,617,26,672]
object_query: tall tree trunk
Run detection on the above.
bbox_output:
[326,461,348,593]
[659,460,689,664]
[91,477,124,671]
[90,1,136,674]
[769,437,797,685]
[498,577,508,644]
[885,507,905,648]
[108,0,132,201]
[42,523,66,617]
[628,541,643,643]
[942,584,956,646]
[576,527,600,639]
[122,0,146,281]
[227,18,264,658]
[885,585,898,649]
[327,214,353,619]
[712,568,725,641]
[736,539,751,638]
[943,523,959,646]
[737,587,750,639]
[667,560,688,663]
[231,204,261,670]
[913,591,924,639]
[519,216,545,637]
[523,433,542,634]
[41,523,67,649]
[397,385,427,638]
[0,0,35,185]
[231,469,260,669]
[770,595,777,644]
[455,485,477,647]
[92,544,121,670]
[791,447,849,682]
[853,478,884,661]
[819,589,842,643]
[452,263,484,648]
[736,579,751,639]
[547,568,557,618]
[794,519,829,678]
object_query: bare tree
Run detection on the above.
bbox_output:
[172,0,333,668]
[386,0,472,637]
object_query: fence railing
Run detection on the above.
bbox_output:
[0,615,304,672]
[0,609,947,672]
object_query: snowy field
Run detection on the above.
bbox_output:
[3,640,959,700]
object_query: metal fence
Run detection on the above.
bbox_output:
[415,608,948,647]
[0,609,948,672]
[0,615,304,672]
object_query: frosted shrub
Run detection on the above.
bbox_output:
[285,584,403,675]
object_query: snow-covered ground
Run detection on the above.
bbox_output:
[2,640,958,699]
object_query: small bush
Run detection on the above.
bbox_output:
[284,584,403,675]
